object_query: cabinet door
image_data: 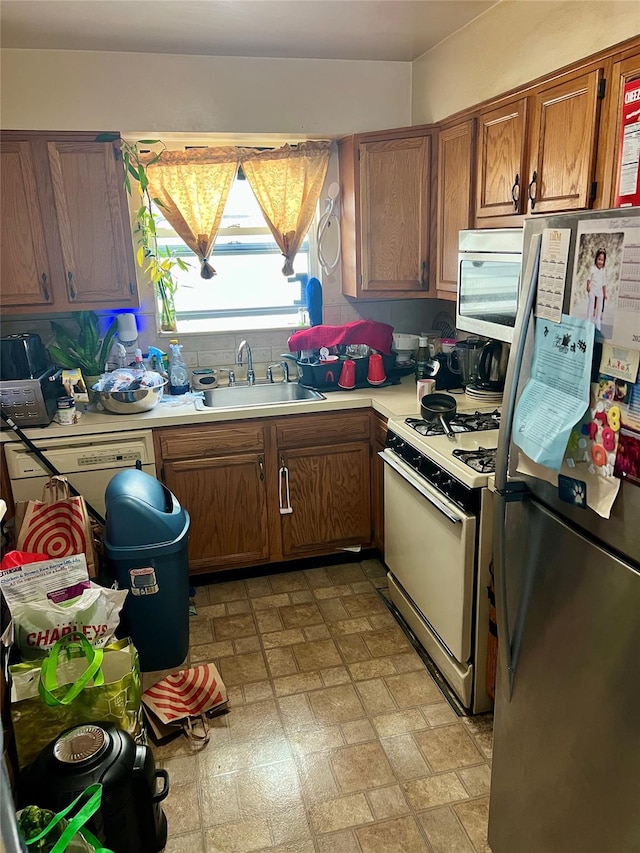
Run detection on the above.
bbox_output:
[476,99,527,219]
[280,442,371,557]
[46,140,138,307]
[605,51,640,206]
[526,69,603,214]
[371,413,387,555]
[0,141,55,308]
[164,452,269,574]
[436,120,475,297]
[359,136,431,296]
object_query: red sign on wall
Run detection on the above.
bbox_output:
[615,77,640,207]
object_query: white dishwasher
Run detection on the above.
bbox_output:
[4,430,156,515]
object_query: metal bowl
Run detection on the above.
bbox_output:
[94,382,165,414]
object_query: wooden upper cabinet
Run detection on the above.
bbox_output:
[526,69,604,214]
[476,99,527,219]
[436,120,475,298]
[338,131,433,299]
[0,131,139,315]
[603,49,640,206]
[0,140,55,308]
[46,140,137,307]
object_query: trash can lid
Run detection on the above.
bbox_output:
[104,469,189,547]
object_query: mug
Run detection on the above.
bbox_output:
[367,354,386,385]
[338,359,356,389]
[417,378,435,404]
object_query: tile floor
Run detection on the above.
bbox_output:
[147,558,493,853]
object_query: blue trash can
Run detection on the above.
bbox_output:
[104,469,190,672]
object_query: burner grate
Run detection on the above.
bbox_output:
[452,447,497,473]
[405,409,500,437]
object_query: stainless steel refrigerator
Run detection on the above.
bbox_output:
[489,207,640,853]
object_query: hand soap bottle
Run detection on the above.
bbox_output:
[168,340,189,395]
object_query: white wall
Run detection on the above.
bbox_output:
[0,49,411,135]
[412,0,640,124]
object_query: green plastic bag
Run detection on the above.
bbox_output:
[10,632,143,767]
[18,783,113,852]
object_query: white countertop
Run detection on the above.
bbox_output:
[1,377,433,443]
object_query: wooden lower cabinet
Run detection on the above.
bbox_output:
[154,410,374,575]
[371,412,388,554]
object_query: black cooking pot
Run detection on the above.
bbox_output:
[420,392,457,438]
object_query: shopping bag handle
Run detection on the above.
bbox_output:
[39,631,105,706]
[42,475,71,504]
[24,783,114,853]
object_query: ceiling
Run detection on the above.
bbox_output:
[0,0,499,62]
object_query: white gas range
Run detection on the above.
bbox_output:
[380,408,500,713]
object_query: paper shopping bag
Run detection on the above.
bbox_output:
[142,664,227,746]
[9,633,142,767]
[16,476,97,577]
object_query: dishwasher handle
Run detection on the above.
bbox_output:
[379,450,462,524]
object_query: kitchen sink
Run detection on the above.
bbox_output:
[201,382,325,409]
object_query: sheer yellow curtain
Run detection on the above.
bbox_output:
[239,141,331,276]
[145,147,239,278]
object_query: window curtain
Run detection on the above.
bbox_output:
[145,147,239,278]
[239,141,331,276]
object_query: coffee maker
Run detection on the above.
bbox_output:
[426,352,463,390]
[0,333,63,426]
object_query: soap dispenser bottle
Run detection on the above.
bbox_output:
[168,340,189,395]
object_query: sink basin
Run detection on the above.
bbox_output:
[202,383,325,409]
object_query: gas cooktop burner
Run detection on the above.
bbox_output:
[405,409,500,437]
[452,447,497,473]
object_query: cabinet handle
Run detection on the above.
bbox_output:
[527,171,537,210]
[420,261,428,290]
[258,456,265,481]
[129,282,135,295]
[67,271,77,300]
[511,174,520,210]
[279,456,293,515]
[41,272,50,301]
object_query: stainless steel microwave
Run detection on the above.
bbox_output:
[456,228,523,343]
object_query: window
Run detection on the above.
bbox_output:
[155,175,315,333]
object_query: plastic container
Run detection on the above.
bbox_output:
[168,341,189,395]
[415,337,431,381]
[104,469,190,672]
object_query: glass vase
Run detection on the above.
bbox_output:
[158,288,177,333]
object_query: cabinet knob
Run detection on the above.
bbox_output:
[528,171,537,210]
[41,272,50,302]
[511,174,520,210]
[67,270,77,300]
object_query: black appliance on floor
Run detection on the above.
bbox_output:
[19,722,169,853]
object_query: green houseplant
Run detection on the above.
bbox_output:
[48,311,117,380]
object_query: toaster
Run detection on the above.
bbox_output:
[0,367,64,427]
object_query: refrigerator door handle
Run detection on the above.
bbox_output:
[495,232,541,492]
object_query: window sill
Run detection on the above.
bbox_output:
[159,314,308,335]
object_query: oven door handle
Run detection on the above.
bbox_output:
[379,450,462,524]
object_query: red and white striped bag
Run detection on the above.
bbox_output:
[142,664,227,746]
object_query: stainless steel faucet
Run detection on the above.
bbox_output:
[266,361,290,383]
[237,340,255,385]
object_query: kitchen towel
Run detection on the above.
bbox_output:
[288,320,394,355]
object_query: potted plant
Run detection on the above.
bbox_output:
[48,311,117,393]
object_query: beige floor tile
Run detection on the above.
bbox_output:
[203,817,271,852]
[356,678,398,715]
[457,764,492,798]
[270,571,310,593]
[236,760,304,815]
[454,797,490,853]
[262,628,307,648]
[460,714,494,735]
[368,612,397,630]
[193,584,210,604]
[162,830,204,853]
[199,737,292,776]
[297,752,340,803]
[469,730,493,760]
[161,754,198,787]
[366,784,410,820]
[414,725,484,772]
[316,597,350,622]
[162,782,202,835]
[373,708,428,738]
[303,567,332,588]
[277,693,316,730]
[340,717,376,744]
[189,617,214,645]
[280,602,324,628]
[362,628,412,657]
[292,639,342,671]
[288,725,345,756]
[419,806,475,853]
[213,613,257,640]
[349,657,397,681]
[273,671,324,697]
[269,804,313,846]
[303,623,331,641]
[403,772,469,810]
[335,634,371,663]
[361,559,387,579]
[321,666,350,687]
[252,593,292,610]
[245,575,272,597]
[308,684,367,725]
[350,580,377,594]
[190,640,235,662]
[234,635,262,654]
[422,702,459,727]
[266,647,299,677]
[289,589,314,604]
[266,843,316,853]
[355,815,429,853]
[331,617,374,635]
[255,608,285,634]
[193,602,226,618]
[227,698,284,742]
[327,563,366,584]
[208,580,248,603]
[227,598,251,615]
[385,670,443,708]
[199,773,241,827]
[343,593,388,618]
[219,652,269,686]
[308,792,374,834]
[380,734,432,781]
[316,829,361,853]
[313,584,353,601]
[227,685,245,705]
[330,741,395,793]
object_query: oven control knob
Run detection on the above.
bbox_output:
[388,434,403,452]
